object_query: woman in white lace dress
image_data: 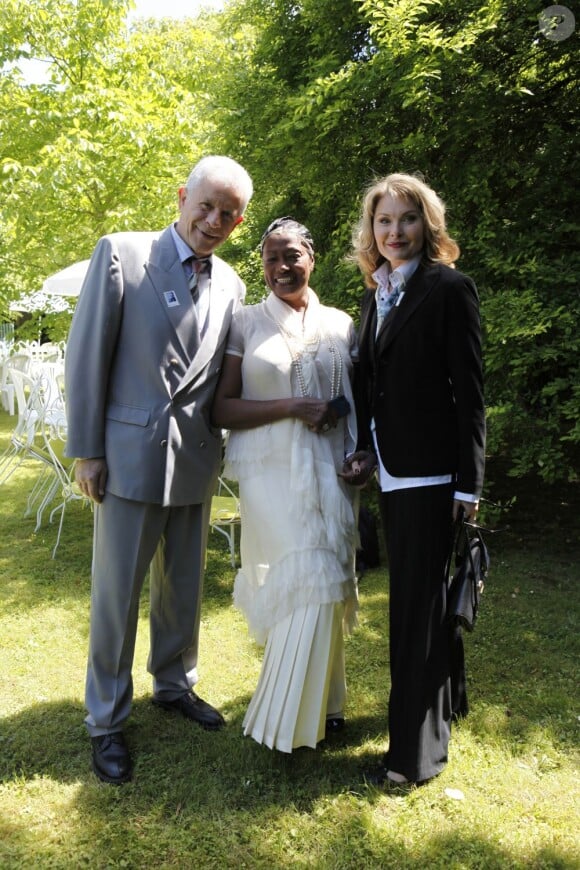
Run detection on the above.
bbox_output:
[212,217,359,752]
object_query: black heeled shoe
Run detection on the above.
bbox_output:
[325,716,345,735]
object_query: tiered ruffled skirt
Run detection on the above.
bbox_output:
[226,420,357,752]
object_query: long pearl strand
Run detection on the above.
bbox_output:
[273,315,343,400]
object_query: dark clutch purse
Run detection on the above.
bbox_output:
[447,517,490,632]
[328,395,351,418]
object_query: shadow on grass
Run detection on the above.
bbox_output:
[1,659,575,797]
[1,414,578,866]
[0,476,241,622]
[1,697,576,869]
[1,548,576,772]
[0,694,382,793]
[352,559,578,758]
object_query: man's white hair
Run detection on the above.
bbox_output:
[185,156,253,213]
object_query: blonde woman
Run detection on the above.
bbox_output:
[343,174,485,785]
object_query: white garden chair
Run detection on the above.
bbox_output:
[210,475,241,567]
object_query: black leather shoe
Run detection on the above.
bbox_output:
[152,691,225,730]
[363,762,415,791]
[91,732,132,784]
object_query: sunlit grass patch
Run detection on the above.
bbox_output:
[1,410,578,869]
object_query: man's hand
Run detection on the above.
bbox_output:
[339,450,377,486]
[75,458,108,504]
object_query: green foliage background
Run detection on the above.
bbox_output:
[1,0,578,482]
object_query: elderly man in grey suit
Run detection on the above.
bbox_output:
[65,155,253,784]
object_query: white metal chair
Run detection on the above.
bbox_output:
[4,370,64,522]
[0,350,15,415]
[40,396,92,558]
[0,352,31,418]
[0,365,41,484]
[25,372,68,530]
[7,369,91,556]
[210,476,241,567]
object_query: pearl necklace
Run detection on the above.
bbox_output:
[272,312,343,400]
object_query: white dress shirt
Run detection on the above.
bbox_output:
[171,224,211,337]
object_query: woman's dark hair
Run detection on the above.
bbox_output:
[260,216,315,257]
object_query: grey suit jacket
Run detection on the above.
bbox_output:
[65,226,244,506]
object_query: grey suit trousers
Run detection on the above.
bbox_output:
[85,493,210,737]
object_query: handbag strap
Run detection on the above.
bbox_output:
[461,524,489,599]
[446,513,488,586]
[445,511,465,583]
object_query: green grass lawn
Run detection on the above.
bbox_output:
[0,409,578,868]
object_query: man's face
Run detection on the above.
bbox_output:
[175,178,244,256]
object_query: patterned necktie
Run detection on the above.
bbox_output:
[376,275,402,335]
[188,257,209,305]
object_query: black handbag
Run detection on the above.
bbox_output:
[447,519,489,632]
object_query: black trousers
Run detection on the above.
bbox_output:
[379,483,467,782]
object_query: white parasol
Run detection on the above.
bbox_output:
[42,259,91,296]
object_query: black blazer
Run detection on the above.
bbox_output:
[354,261,485,495]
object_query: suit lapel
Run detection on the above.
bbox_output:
[145,231,236,392]
[145,228,200,360]
[358,290,377,358]
[376,263,438,355]
[177,260,233,390]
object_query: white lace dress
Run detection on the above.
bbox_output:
[224,290,359,752]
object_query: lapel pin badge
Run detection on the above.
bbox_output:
[164,290,180,308]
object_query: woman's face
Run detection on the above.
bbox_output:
[262,232,314,308]
[372,193,425,269]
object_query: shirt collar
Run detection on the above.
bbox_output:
[170,223,212,270]
[372,256,421,292]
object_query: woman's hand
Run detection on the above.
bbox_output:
[212,354,298,430]
[453,498,479,523]
[212,354,341,432]
[339,450,378,486]
[291,397,338,433]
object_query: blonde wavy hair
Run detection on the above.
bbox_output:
[351,173,460,288]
